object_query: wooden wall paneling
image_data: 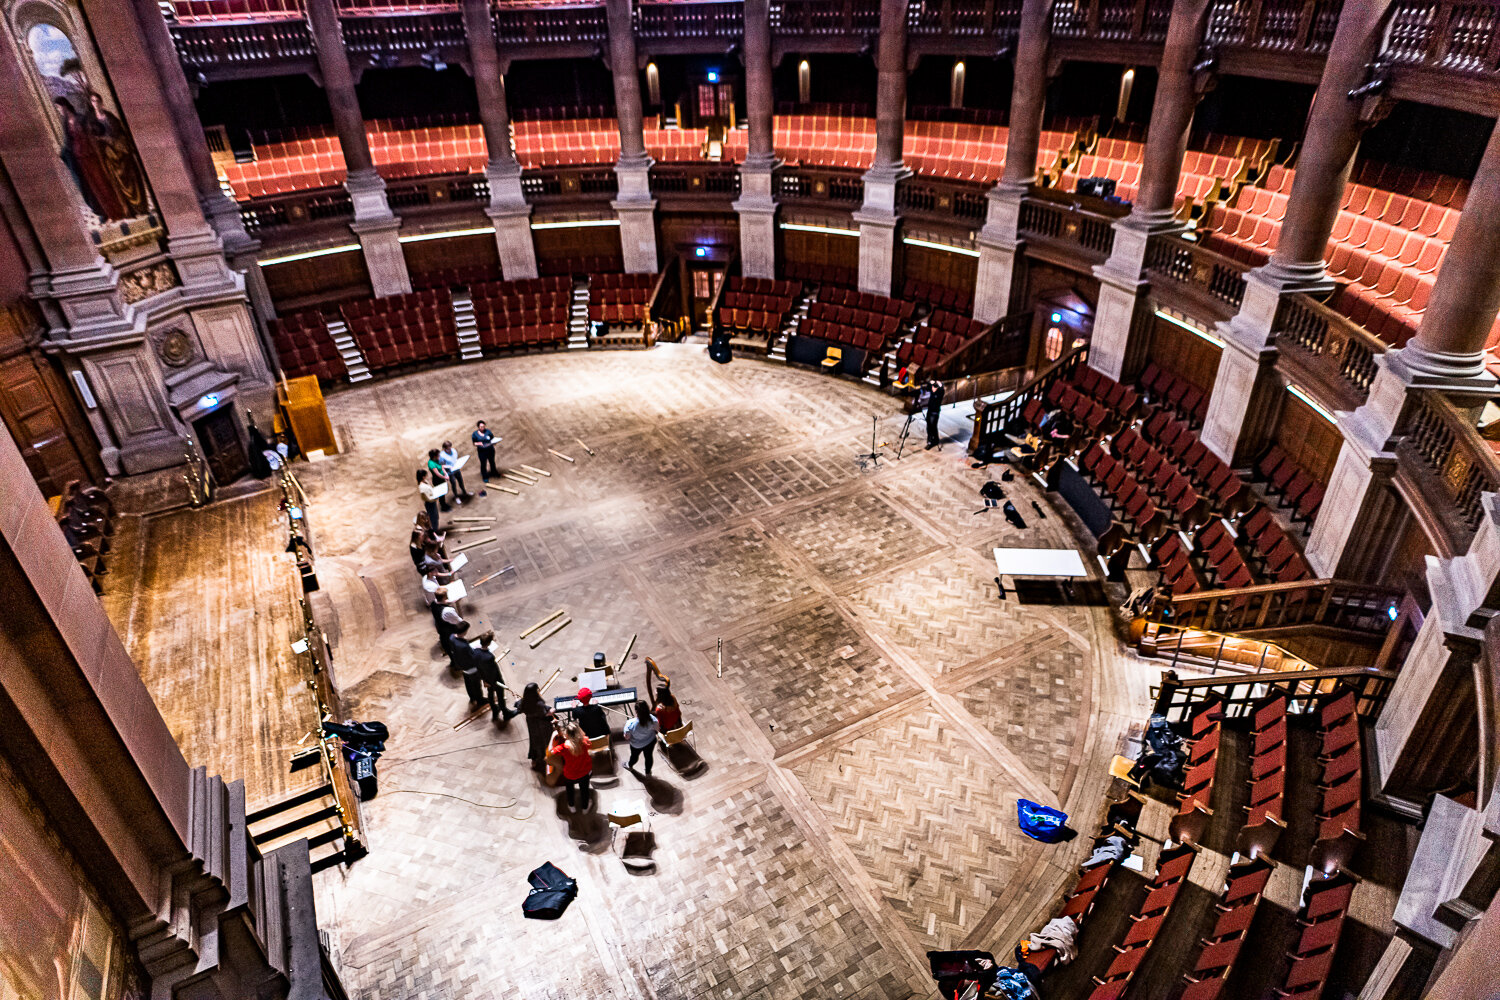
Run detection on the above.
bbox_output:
[901,243,977,297]
[779,227,858,275]
[532,223,624,271]
[1144,314,1222,394]
[262,250,372,311]
[401,233,500,280]
[1273,389,1343,484]
[0,302,101,493]
[657,212,738,261]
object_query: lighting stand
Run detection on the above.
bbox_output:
[855,415,884,470]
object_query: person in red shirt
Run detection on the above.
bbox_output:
[548,723,594,811]
[652,684,681,733]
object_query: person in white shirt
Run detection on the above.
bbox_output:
[622,700,661,776]
[416,469,442,529]
[438,440,472,502]
[421,569,448,605]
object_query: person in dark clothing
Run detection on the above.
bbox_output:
[573,688,610,739]
[924,379,946,449]
[417,469,443,529]
[516,683,554,771]
[470,632,516,722]
[472,420,499,483]
[430,588,469,662]
[451,635,486,704]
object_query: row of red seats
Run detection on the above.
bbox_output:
[342,290,457,372]
[1278,869,1359,998]
[1071,365,1142,419]
[798,315,884,354]
[1154,532,1203,595]
[1351,159,1469,208]
[1242,694,1291,858]
[412,264,501,292]
[902,278,974,315]
[1021,793,1146,978]
[1077,443,1167,544]
[1058,139,1240,209]
[725,276,800,300]
[1256,445,1326,524]
[468,274,571,352]
[1140,411,1250,515]
[718,303,789,336]
[1313,691,1363,871]
[896,309,986,373]
[1139,361,1208,426]
[1237,505,1313,584]
[1169,700,1224,846]
[1179,856,1276,1000]
[588,272,655,326]
[474,319,567,351]
[269,309,346,383]
[1107,430,1212,530]
[818,286,915,320]
[1087,843,1198,1000]
[783,261,857,289]
[470,275,570,306]
[1193,519,1256,589]
[541,254,621,277]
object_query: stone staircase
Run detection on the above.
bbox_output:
[452,290,482,361]
[567,276,591,350]
[327,317,371,383]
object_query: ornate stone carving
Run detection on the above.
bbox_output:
[119,262,178,304]
[149,325,197,368]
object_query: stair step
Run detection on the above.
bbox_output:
[349,371,373,383]
[246,782,335,824]
[252,804,340,844]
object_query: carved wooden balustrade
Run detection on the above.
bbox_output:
[896,177,989,226]
[649,161,743,199]
[1396,389,1500,551]
[1271,292,1384,410]
[1144,234,1247,321]
[1018,194,1120,262]
[772,165,864,208]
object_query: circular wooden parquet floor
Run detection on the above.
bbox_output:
[297,344,1157,1000]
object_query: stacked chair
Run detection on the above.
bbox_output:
[469,276,571,351]
[268,310,347,383]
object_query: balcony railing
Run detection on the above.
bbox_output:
[906,0,1022,40]
[1381,0,1500,75]
[520,166,619,203]
[1396,389,1500,545]
[636,0,742,38]
[1144,234,1248,316]
[896,177,988,225]
[773,165,863,207]
[769,0,881,35]
[339,10,466,54]
[1271,292,1385,408]
[173,17,315,68]
[1051,0,1172,42]
[240,187,353,234]
[648,161,741,197]
[1206,0,1342,53]
[492,3,608,43]
[1018,195,1118,259]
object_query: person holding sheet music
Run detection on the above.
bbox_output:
[417,469,445,528]
[470,632,515,723]
[438,440,473,503]
[472,420,499,483]
[426,449,454,511]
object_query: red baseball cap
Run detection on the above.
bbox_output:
[576,688,592,703]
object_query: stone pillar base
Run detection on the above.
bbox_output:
[973,182,1027,324]
[614,157,658,274]
[487,203,538,281]
[734,159,778,280]
[854,163,908,297]
[1089,216,1183,380]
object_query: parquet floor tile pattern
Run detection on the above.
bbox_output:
[791,707,1028,952]
[111,345,1157,1000]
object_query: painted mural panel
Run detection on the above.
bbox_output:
[6,0,159,252]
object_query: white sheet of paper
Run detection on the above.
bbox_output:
[450,552,468,571]
[452,455,469,470]
[430,482,449,499]
[445,579,468,602]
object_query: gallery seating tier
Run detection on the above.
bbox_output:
[341,289,459,371]
[1057,138,1244,211]
[798,288,916,354]
[896,309,987,373]
[902,278,975,315]
[715,276,800,337]
[410,264,501,291]
[269,309,348,383]
[469,276,572,350]
[1139,361,1208,426]
[587,272,656,327]
[1255,445,1327,525]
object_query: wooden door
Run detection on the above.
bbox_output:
[195,405,249,485]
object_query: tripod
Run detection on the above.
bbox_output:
[855,414,884,470]
[894,412,918,460]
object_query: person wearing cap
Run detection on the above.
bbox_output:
[573,687,610,740]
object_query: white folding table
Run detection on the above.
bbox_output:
[993,546,1090,600]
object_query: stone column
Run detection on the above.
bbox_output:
[974,0,1052,324]
[307,0,411,296]
[853,0,910,296]
[733,0,778,279]
[463,0,537,280]
[1201,0,1393,461]
[132,0,277,326]
[1304,120,1500,575]
[1088,0,1211,380]
[607,0,658,273]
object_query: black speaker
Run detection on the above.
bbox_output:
[708,333,732,364]
[1077,176,1116,199]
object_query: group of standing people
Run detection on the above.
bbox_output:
[415,420,501,530]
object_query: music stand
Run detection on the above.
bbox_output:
[855,414,884,470]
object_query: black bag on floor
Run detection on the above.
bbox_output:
[522,862,578,919]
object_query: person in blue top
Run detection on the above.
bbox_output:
[471,420,499,483]
[622,700,660,776]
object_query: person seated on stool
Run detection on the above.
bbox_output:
[573,688,610,740]
[548,723,594,810]
[652,683,681,733]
